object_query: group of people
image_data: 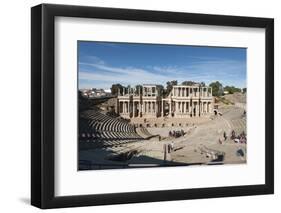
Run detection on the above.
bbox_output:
[218,130,247,144]
[231,130,247,144]
[169,130,185,138]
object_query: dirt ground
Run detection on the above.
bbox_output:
[79,103,247,169]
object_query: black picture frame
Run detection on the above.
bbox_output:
[31,3,274,209]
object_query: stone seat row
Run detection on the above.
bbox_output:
[81,110,135,132]
[79,131,142,140]
[139,127,153,137]
[79,138,142,149]
[79,109,144,147]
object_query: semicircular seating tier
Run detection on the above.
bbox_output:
[79,109,144,148]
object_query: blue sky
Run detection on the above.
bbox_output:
[78,41,246,90]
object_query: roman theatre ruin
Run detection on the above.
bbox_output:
[116,84,213,127]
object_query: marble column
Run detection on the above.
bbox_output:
[123,101,126,113]
[132,102,135,117]
[116,100,119,114]
[145,101,147,113]
[209,102,212,113]
[162,100,164,116]
[169,101,172,116]
[125,101,129,113]
[140,102,143,116]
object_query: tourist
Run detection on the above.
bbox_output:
[167,143,171,153]
[169,131,172,137]
[181,129,184,136]
[231,130,236,140]
[171,141,174,151]
[223,131,227,140]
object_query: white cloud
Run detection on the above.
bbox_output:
[79,57,246,89]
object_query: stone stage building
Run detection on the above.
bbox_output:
[116,84,213,119]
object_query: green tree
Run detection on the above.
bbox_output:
[110,84,123,95]
[157,85,164,96]
[165,80,178,96]
[182,81,196,86]
[200,81,206,87]
[182,81,205,86]
[224,86,241,94]
[135,84,143,95]
[209,81,223,96]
